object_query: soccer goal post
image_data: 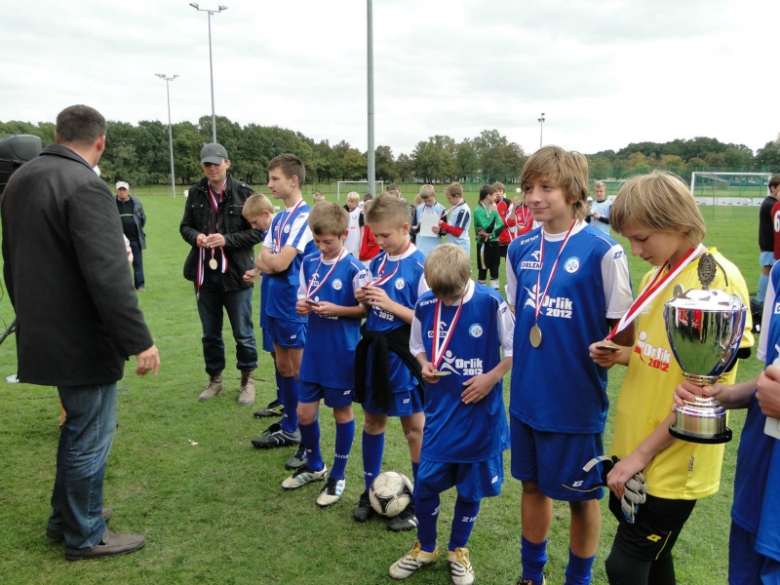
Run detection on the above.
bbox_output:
[690,172,772,206]
[336,180,384,202]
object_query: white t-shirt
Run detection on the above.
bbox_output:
[345,207,362,257]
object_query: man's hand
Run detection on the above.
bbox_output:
[205,233,226,248]
[135,345,160,376]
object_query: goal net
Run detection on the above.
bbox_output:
[336,181,384,202]
[690,172,772,206]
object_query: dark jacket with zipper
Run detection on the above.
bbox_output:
[180,173,263,291]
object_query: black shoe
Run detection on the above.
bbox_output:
[353,490,375,522]
[47,507,114,541]
[253,400,284,418]
[284,444,308,470]
[388,502,418,532]
[251,423,301,449]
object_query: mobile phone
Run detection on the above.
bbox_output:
[595,344,621,352]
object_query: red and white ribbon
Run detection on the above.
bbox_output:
[275,198,305,252]
[367,242,411,287]
[534,220,577,322]
[306,248,348,300]
[432,292,466,370]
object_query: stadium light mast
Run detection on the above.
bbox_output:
[190,2,227,144]
[366,0,376,196]
[155,73,179,199]
[538,112,545,149]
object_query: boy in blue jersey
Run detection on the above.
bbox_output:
[353,193,429,531]
[676,262,780,585]
[506,146,634,585]
[251,155,317,471]
[415,185,446,257]
[389,244,514,585]
[437,182,472,258]
[241,195,286,422]
[280,202,367,506]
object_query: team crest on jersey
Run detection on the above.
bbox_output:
[520,250,542,270]
[633,330,672,372]
[564,257,580,273]
[438,350,484,376]
[332,279,343,290]
[469,324,483,338]
[395,278,405,290]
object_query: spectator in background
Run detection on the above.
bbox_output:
[758,175,780,303]
[590,181,612,236]
[115,181,147,291]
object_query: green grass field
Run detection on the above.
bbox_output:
[0,193,766,585]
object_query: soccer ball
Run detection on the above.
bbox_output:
[369,471,413,518]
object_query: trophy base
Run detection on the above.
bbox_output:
[669,423,732,444]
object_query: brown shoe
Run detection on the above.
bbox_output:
[198,374,223,402]
[47,507,114,541]
[238,370,256,406]
[65,528,145,561]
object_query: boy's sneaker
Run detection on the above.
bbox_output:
[389,542,438,579]
[250,423,301,448]
[448,548,475,585]
[353,490,375,522]
[284,444,307,470]
[281,465,328,490]
[388,502,417,532]
[253,400,284,418]
[516,578,547,585]
[317,477,345,507]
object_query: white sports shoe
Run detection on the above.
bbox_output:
[316,477,345,507]
[281,465,327,490]
[389,542,438,579]
[448,548,475,585]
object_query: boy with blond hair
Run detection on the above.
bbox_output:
[414,185,446,257]
[281,202,367,506]
[389,244,514,585]
[506,146,634,585]
[353,193,428,531]
[590,181,612,236]
[344,191,363,258]
[436,182,472,257]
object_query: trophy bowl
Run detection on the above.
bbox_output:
[664,288,746,444]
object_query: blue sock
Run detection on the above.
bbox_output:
[331,419,355,479]
[565,549,595,585]
[521,536,548,585]
[760,274,769,303]
[274,367,282,403]
[416,494,440,553]
[362,431,384,491]
[449,496,480,550]
[299,420,323,472]
[411,461,419,492]
[280,376,299,433]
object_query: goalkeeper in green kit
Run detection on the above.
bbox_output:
[473,184,503,291]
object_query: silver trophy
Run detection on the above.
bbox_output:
[663,254,746,444]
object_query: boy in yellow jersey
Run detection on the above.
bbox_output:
[590,171,754,585]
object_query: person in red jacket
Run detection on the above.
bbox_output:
[505,194,534,240]
[359,197,381,267]
[493,182,513,261]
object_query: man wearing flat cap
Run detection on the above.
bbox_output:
[180,143,262,405]
[115,181,146,291]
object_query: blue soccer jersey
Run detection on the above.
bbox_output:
[446,203,472,257]
[297,250,366,388]
[411,281,514,463]
[506,221,633,433]
[732,262,780,560]
[365,243,428,392]
[262,200,316,322]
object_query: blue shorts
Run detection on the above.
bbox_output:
[361,385,423,417]
[730,522,780,585]
[267,317,306,349]
[299,381,354,409]
[760,251,777,267]
[510,414,604,501]
[261,328,274,353]
[416,455,504,501]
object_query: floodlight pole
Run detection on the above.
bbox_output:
[190,3,227,144]
[538,113,545,149]
[366,0,376,196]
[156,73,179,198]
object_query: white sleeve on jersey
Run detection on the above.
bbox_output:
[297,262,307,300]
[601,244,634,319]
[497,300,515,357]
[262,228,273,249]
[417,274,430,297]
[409,313,426,357]
[287,214,313,253]
[505,259,518,307]
[759,277,776,362]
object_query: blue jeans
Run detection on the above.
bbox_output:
[128,239,144,289]
[49,383,117,553]
[196,269,258,376]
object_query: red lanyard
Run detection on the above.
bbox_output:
[369,241,411,286]
[306,249,347,299]
[275,199,304,252]
[534,220,577,322]
[432,290,466,369]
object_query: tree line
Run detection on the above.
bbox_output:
[1,116,778,188]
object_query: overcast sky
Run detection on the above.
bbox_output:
[2,0,778,157]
